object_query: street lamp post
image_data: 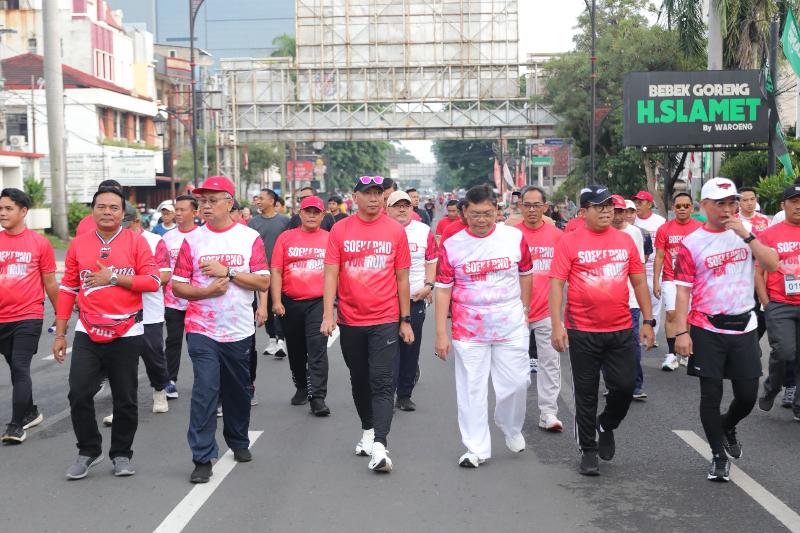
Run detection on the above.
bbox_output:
[587,0,596,186]
[153,111,176,201]
[189,0,206,187]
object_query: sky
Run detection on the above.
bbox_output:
[403,0,586,164]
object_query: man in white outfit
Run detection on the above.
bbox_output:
[633,191,666,339]
[434,185,533,468]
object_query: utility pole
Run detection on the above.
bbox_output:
[707,0,723,177]
[30,75,36,153]
[589,0,596,186]
[290,141,297,214]
[43,0,68,239]
[189,0,206,187]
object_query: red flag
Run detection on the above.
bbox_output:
[515,161,525,188]
[243,145,249,171]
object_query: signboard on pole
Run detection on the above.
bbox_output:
[109,155,156,186]
[532,156,553,167]
[623,70,769,146]
[287,160,315,181]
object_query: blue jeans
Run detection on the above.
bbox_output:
[631,308,643,392]
[186,333,252,463]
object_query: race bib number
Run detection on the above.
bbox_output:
[785,275,800,295]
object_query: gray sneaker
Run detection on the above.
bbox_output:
[66,455,102,480]
[112,456,136,477]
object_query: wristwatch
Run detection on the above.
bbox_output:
[227,267,237,280]
[400,315,412,324]
[109,272,118,286]
[424,281,435,289]
[743,233,756,244]
[642,318,656,327]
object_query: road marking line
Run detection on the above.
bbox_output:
[153,430,264,533]
[42,347,71,361]
[674,430,800,533]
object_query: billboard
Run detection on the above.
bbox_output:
[623,70,769,147]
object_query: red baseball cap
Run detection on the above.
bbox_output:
[194,175,234,197]
[611,194,626,209]
[300,195,324,211]
[632,190,653,202]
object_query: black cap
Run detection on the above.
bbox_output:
[328,195,343,204]
[353,176,385,193]
[784,185,800,200]
[579,185,612,207]
[231,199,242,211]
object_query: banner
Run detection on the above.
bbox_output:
[762,66,796,178]
[782,9,800,79]
[623,70,769,146]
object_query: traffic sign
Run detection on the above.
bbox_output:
[532,156,554,166]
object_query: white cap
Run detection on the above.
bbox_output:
[701,177,740,201]
[386,190,412,207]
[158,200,175,212]
[624,199,636,210]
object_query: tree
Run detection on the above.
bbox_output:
[174,130,217,185]
[321,141,393,192]
[432,140,497,190]
[541,0,704,200]
[241,143,281,197]
[271,34,296,59]
[389,142,420,165]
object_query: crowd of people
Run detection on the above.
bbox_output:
[0,171,797,484]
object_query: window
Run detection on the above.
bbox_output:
[114,111,124,140]
[6,113,28,142]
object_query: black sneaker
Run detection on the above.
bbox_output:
[722,427,742,459]
[579,450,599,476]
[291,388,308,406]
[397,397,417,411]
[232,448,252,462]
[597,427,615,461]
[309,398,330,417]
[22,406,43,430]
[1,423,26,444]
[758,390,778,412]
[190,462,213,483]
[707,454,730,482]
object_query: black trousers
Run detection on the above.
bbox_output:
[699,377,758,456]
[68,332,142,459]
[142,323,170,391]
[568,328,636,451]
[339,322,398,446]
[393,300,426,399]
[283,296,328,398]
[264,290,284,339]
[164,307,186,382]
[0,319,42,425]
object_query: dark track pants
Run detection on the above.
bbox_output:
[283,296,328,398]
[0,319,42,425]
[393,300,426,399]
[142,323,170,391]
[164,307,186,382]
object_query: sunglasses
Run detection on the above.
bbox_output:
[358,176,385,186]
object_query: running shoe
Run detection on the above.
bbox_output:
[678,356,689,367]
[396,397,416,411]
[579,450,599,476]
[529,358,538,374]
[505,433,526,453]
[1,423,25,444]
[661,354,679,371]
[164,381,179,400]
[22,406,43,430]
[707,454,730,482]
[354,428,374,456]
[152,389,169,413]
[597,425,615,461]
[538,413,563,432]
[274,338,287,359]
[103,414,113,426]
[781,386,796,408]
[758,389,778,412]
[65,455,102,480]
[458,452,485,468]
[262,336,278,356]
[291,388,308,406]
[309,397,330,417]
[190,461,212,483]
[112,457,136,477]
[722,427,742,459]
[632,390,648,401]
[368,443,393,472]
[232,448,252,462]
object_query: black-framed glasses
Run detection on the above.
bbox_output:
[521,202,545,210]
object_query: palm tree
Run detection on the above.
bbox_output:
[270,34,296,59]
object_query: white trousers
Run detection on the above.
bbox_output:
[452,336,530,459]
[530,318,561,416]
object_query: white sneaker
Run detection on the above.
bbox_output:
[152,389,169,413]
[458,452,485,468]
[354,428,374,456]
[505,432,526,453]
[678,355,689,367]
[262,336,278,356]
[274,338,287,358]
[102,414,113,426]
[661,353,679,371]
[368,442,393,472]
[538,413,563,432]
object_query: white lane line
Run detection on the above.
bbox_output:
[154,430,264,533]
[42,347,71,361]
[674,430,800,533]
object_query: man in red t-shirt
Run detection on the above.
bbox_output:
[738,187,770,234]
[75,180,124,236]
[321,175,413,473]
[515,186,564,432]
[549,185,654,476]
[435,200,460,243]
[652,192,703,371]
[269,196,331,417]
[0,188,58,444]
[53,186,160,480]
[440,200,468,243]
[755,184,800,418]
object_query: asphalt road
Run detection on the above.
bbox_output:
[0,302,799,532]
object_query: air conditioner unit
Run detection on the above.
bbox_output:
[9,135,26,149]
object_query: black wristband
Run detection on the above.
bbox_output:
[743,233,756,244]
[675,331,689,337]
[424,282,435,289]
